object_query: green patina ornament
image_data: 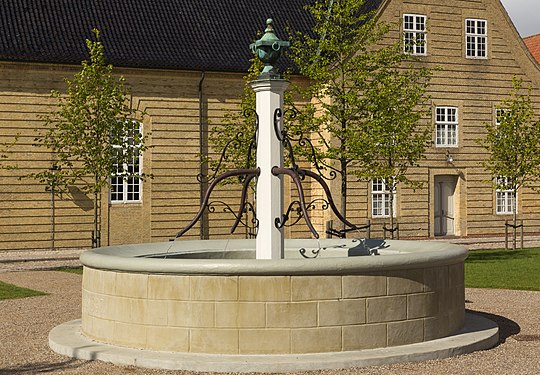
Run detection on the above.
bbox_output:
[250,18,290,79]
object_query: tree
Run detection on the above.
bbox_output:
[31,29,149,247]
[479,77,540,250]
[207,58,299,177]
[345,48,432,238]
[206,57,263,177]
[205,56,306,238]
[290,0,432,233]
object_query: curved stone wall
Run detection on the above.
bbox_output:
[81,239,466,354]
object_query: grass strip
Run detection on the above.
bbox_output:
[465,247,540,291]
[0,280,47,300]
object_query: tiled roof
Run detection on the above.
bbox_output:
[524,34,540,64]
[0,0,384,72]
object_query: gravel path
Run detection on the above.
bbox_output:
[0,270,539,374]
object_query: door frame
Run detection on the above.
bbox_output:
[434,175,457,236]
[429,170,465,237]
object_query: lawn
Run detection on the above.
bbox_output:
[465,247,540,291]
[0,280,47,300]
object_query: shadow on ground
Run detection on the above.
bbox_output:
[466,308,520,344]
[0,358,80,374]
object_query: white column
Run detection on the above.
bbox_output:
[250,79,289,259]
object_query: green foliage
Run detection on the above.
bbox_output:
[206,57,262,178]
[206,57,299,182]
[31,29,149,196]
[290,0,433,221]
[480,77,540,192]
[479,77,540,249]
[465,248,540,291]
[0,281,47,300]
[30,29,150,247]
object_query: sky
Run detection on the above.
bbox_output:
[500,0,540,37]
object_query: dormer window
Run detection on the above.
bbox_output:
[403,14,427,55]
[465,19,487,59]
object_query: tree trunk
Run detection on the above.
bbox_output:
[389,182,395,240]
[340,160,347,235]
[512,187,517,251]
[93,175,101,248]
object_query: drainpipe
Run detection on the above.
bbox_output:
[198,71,209,239]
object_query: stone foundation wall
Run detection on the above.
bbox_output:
[81,263,465,354]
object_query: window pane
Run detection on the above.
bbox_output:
[466,19,487,58]
[110,122,143,203]
[403,14,426,55]
[435,107,458,147]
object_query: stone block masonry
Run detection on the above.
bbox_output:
[81,263,465,354]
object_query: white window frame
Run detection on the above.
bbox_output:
[403,14,427,55]
[495,108,505,127]
[435,106,458,147]
[371,178,396,218]
[110,121,143,204]
[465,18,487,59]
[495,177,516,215]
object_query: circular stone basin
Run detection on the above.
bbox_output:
[80,239,467,355]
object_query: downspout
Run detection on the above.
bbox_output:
[198,71,209,239]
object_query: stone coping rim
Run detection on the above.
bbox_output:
[49,313,498,372]
[80,239,467,275]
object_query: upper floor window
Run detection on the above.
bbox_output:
[111,121,142,203]
[435,107,458,147]
[372,178,396,218]
[495,177,516,214]
[404,14,427,55]
[465,19,487,59]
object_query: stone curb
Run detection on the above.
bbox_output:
[49,312,499,373]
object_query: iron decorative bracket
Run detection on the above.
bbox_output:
[176,168,260,238]
[274,108,337,181]
[197,109,259,184]
[276,198,329,229]
[208,200,258,237]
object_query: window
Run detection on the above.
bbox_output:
[404,14,427,55]
[371,178,396,218]
[435,107,458,147]
[465,19,487,58]
[110,121,142,203]
[496,177,516,214]
[495,108,505,126]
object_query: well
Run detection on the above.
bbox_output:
[80,239,467,355]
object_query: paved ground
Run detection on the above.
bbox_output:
[0,271,539,374]
[0,239,539,374]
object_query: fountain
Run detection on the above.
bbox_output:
[49,19,498,372]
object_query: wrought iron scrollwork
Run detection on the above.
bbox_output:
[197,109,259,184]
[175,168,260,238]
[276,198,329,229]
[208,200,258,237]
[299,239,362,259]
[274,108,337,181]
[299,247,321,259]
[178,102,367,248]
[326,222,371,239]
[271,165,362,241]
[272,166,319,238]
[269,107,365,242]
